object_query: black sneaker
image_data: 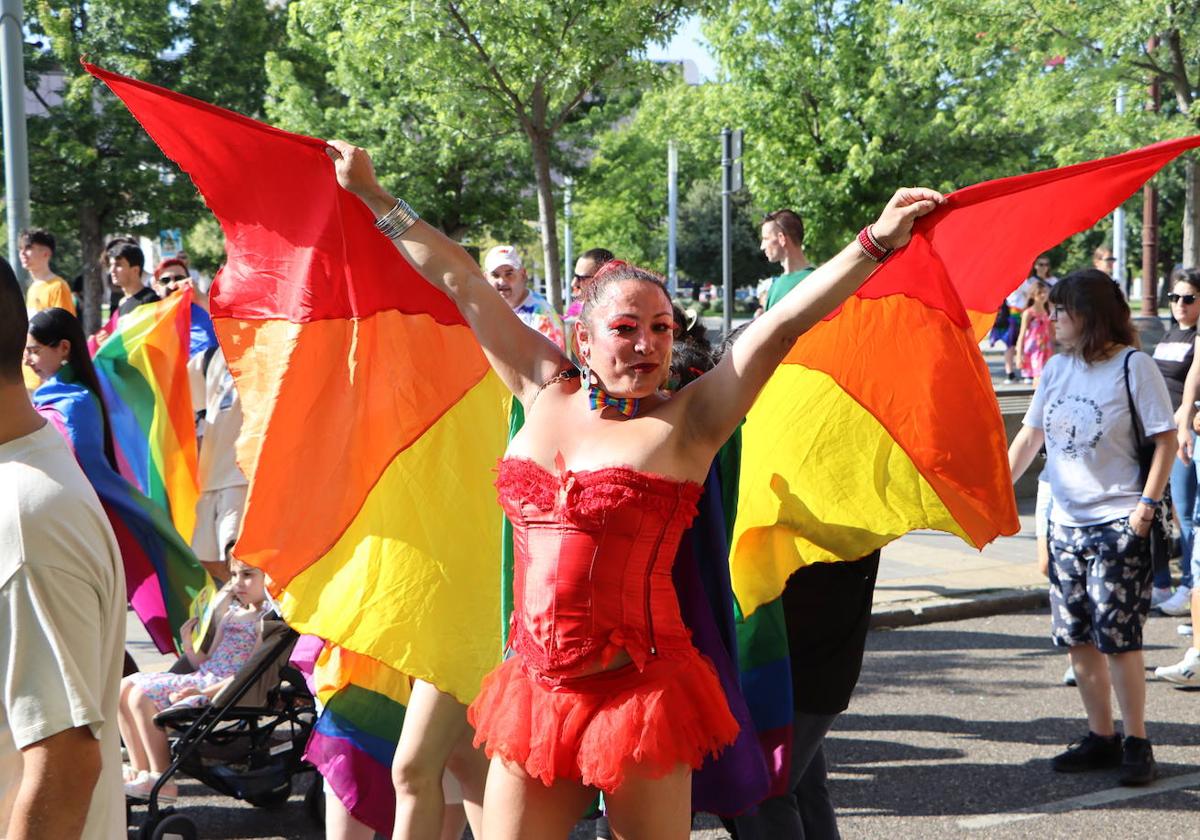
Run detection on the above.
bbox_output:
[1119,736,1158,786]
[1051,732,1123,772]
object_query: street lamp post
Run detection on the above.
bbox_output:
[667,140,677,296]
[0,0,30,288]
[720,128,743,338]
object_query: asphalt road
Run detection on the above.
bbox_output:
[127,609,1200,839]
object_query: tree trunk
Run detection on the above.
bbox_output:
[529,129,563,313]
[78,204,105,334]
[1185,157,1200,268]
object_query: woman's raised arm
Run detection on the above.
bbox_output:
[677,188,945,452]
[327,141,568,407]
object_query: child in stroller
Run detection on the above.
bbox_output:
[121,559,268,802]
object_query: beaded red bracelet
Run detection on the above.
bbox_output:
[857,225,893,262]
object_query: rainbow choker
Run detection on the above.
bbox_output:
[588,384,639,417]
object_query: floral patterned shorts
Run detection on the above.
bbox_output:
[1048,518,1152,654]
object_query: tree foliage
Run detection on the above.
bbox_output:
[269,0,704,309]
[571,80,732,270]
[701,0,1062,260]
[264,2,536,245]
[675,179,771,286]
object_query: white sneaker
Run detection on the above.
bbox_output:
[1155,647,1200,687]
[1180,623,1194,637]
[1159,586,1193,616]
[1062,665,1077,686]
[1151,586,1174,609]
[124,773,177,804]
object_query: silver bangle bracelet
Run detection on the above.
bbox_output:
[374,198,420,240]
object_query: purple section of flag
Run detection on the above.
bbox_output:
[305,728,395,836]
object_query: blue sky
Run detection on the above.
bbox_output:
[644,14,718,81]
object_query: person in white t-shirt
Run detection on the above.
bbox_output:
[1009,270,1175,788]
[0,261,126,839]
[188,345,248,581]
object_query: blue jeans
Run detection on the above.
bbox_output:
[1174,445,1199,589]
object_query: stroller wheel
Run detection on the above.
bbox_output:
[141,812,197,840]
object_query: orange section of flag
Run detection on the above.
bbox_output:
[216,312,491,584]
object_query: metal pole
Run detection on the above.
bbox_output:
[1142,37,1160,317]
[1113,88,1127,291]
[0,0,30,289]
[667,140,678,296]
[721,128,732,338]
[562,177,573,303]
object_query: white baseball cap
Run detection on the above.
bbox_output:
[484,245,523,274]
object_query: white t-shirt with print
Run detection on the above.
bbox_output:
[0,423,126,839]
[1023,348,1174,527]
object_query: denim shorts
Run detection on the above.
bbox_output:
[1048,518,1152,654]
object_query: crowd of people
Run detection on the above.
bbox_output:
[2,152,1198,840]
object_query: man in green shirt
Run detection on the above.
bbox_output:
[760,208,815,311]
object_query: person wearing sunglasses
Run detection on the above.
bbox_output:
[1146,269,1200,618]
[566,248,615,320]
[152,257,193,298]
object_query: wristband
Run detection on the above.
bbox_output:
[1139,496,1160,507]
[856,226,893,262]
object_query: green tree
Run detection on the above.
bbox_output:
[675,178,771,288]
[571,79,735,271]
[702,0,1053,261]
[899,0,1199,280]
[276,0,704,311]
[264,4,536,245]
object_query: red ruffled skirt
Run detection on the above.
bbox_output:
[468,649,739,792]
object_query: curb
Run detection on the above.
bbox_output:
[870,586,1049,630]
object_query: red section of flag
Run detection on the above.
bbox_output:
[83,62,463,327]
[859,134,1200,317]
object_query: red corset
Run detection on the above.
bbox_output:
[496,457,703,681]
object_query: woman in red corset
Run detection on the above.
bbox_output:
[328,139,942,840]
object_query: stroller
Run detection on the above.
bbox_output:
[128,613,318,840]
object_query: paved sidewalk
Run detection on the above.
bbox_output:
[875,497,1048,627]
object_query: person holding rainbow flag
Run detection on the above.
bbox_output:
[326,137,943,839]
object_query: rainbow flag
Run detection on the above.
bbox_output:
[730,134,1200,617]
[300,644,409,835]
[84,63,510,707]
[34,374,210,653]
[93,290,201,545]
